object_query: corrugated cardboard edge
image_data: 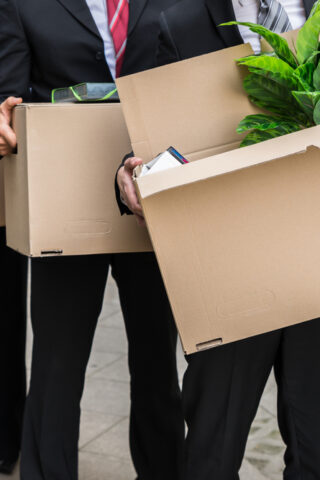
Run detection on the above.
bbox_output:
[115,76,154,161]
[135,125,320,199]
[4,106,31,255]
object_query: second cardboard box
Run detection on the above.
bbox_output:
[4,103,152,256]
[117,44,320,354]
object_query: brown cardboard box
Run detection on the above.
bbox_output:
[0,162,5,227]
[4,103,152,256]
[117,45,320,354]
[117,44,257,163]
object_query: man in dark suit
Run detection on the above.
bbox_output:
[0,227,27,474]
[0,1,185,479]
[158,2,320,480]
[118,0,320,479]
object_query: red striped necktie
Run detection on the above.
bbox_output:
[106,0,129,78]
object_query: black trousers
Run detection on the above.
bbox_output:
[0,227,27,462]
[182,318,320,480]
[20,252,184,480]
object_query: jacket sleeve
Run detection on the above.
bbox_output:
[156,11,180,67]
[114,151,134,215]
[115,11,180,216]
[0,0,31,103]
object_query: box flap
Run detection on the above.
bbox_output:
[136,125,320,199]
[117,44,257,163]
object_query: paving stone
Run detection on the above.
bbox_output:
[245,381,285,480]
[26,322,33,370]
[239,458,269,480]
[260,373,278,417]
[91,325,128,355]
[177,341,187,375]
[86,351,124,378]
[79,411,125,449]
[81,377,130,416]
[0,463,19,480]
[103,276,121,305]
[82,417,130,458]
[79,452,135,480]
[98,303,121,323]
[91,355,130,383]
[99,310,125,330]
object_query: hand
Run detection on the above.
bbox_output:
[117,156,146,226]
[0,97,22,156]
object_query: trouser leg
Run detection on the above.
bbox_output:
[21,254,110,480]
[111,252,185,480]
[0,227,27,462]
[183,331,281,480]
[274,318,320,480]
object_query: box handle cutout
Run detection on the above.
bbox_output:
[41,250,63,256]
[196,338,223,351]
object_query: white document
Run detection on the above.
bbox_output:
[141,151,182,176]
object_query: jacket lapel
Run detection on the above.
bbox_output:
[128,0,148,35]
[303,0,315,17]
[55,0,101,39]
[205,0,243,48]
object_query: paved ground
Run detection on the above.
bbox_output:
[2,276,286,480]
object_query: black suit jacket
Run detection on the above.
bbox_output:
[157,0,315,66]
[0,0,181,212]
[0,0,180,103]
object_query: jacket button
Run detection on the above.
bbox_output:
[95,51,103,61]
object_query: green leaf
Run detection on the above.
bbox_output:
[306,50,320,63]
[240,128,288,147]
[291,91,320,119]
[267,123,301,135]
[221,21,297,67]
[309,0,320,18]
[243,72,291,100]
[237,114,301,133]
[237,114,282,133]
[313,61,320,89]
[293,63,315,90]
[296,11,320,64]
[237,55,300,90]
[243,73,299,111]
[248,96,310,126]
[248,96,288,115]
[313,98,320,123]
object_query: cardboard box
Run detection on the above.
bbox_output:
[4,103,152,256]
[117,45,320,354]
[0,162,5,227]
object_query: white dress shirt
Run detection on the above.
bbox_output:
[231,0,307,53]
[85,0,116,79]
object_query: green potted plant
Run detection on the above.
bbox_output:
[221,0,320,146]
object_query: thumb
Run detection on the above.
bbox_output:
[125,157,143,171]
[2,97,23,122]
